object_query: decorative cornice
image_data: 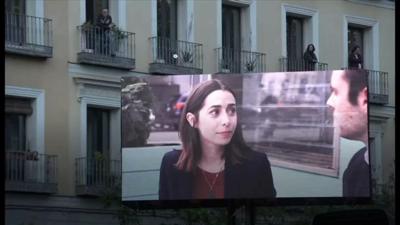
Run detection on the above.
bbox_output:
[369,105,395,122]
[345,0,395,10]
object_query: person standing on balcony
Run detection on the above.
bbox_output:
[326,70,369,197]
[303,44,318,71]
[348,45,363,69]
[96,8,113,55]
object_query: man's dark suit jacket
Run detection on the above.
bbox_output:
[159,149,276,200]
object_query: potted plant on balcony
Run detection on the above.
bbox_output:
[245,59,257,72]
[110,24,129,56]
[220,59,230,73]
[180,50,193,67]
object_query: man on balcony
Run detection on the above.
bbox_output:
[96,8,113,56]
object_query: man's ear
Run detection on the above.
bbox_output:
[358,87,368,113]
[186,112,197,128]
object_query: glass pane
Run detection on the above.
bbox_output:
[157,0,177,40]
[87,107,110,159]
[287,16,303,60]
[5,113,26,152]
[222,5,241,50]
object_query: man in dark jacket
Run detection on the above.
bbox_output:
[326,70,370,197]
[96,8,113,55]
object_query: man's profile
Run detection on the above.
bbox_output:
[326,70,369,197]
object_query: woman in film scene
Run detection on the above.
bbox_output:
[159,79,276,200]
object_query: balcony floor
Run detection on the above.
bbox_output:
[77,52,135,70]
[149,62,202,75]
[6,181,57,194]
[5,42,52,58]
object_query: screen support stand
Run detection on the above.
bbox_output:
[227,202,255,225]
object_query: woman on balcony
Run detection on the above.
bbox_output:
[158,79,276,200]
[303,44,318,71]
[348,45,363,69]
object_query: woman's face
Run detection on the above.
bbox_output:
[308,45,314,51]
[194,90,237,148]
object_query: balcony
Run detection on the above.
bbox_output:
[366,69,389,104]
[5,151,57,193]
[5,12,53,58]
[149,36,203,74]
[279,57,328,72]
[215,47,267,73]
[77,25,135,70]
[75,157,121,196]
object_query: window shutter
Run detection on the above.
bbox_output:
[5,97,33,115]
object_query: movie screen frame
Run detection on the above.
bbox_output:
[121,71,371,208]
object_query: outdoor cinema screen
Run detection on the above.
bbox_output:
[121,70,371,206]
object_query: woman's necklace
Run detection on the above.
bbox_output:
[200,161,225,198]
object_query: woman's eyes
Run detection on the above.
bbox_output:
[227,107,236,115]
[209,107,236,117]
[209,109,219,116]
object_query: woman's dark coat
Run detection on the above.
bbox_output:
[159,149,276,200]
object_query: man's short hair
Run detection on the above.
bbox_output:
[343,69,368,105]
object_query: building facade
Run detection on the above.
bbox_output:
[5,0,395,224]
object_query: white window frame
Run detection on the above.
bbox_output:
[79,94,121,161]
[281,4,319,58]
[5,86,45,155]
[216,0,257,51]
[343,15,379,70]
[151,0,194,41]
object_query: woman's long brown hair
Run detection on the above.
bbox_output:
[175,79,251,172]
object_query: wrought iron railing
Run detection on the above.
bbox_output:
[5,12,53,55]
[215,47,267,73]
[75,157,121,188]
[5,151,57,185]
[366,69,389,97]
[279,57,328,72]
[149,36,203,70]
[77,25,135,59]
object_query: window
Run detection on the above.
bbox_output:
[157,0,177,40]
[286,16,304,60]
[5,86,45,156]
[5,0,25,14]
[221,4,241,72]
[5,97,33,152]
[348,26,364,67]
[86,0,109,24]
[343,15,378,69]
[222,4,241,51]
[87,107,110,159]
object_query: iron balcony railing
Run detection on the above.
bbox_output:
[366,69,389,98]
[149,36,203,70]
[215,47,267,73]
[5,151,57,193]
[5,12,53,57]
[77,25,135,60]
[279,57,328,72]
[75,157,121,194]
